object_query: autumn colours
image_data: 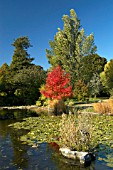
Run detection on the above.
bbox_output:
[0,9,113,107]
[41,66,72,100]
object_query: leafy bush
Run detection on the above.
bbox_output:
[73,80,89,101]
[36,100,41,107]
[88,73,102,98]
[36,85,49,107]
[82,107,94,113]
[93,99,113,114]
[65,98,76,106]
[49,99,66,115]
[110,88,113,98]
[36,95,49,107]
[110,96,113,99]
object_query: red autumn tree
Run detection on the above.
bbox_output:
[41,65,72,100]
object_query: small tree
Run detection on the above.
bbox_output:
[100,60,113,95]
[41,65,72,100]
[88,73,102,98]
[73,80,89,101]
[79,54,107,84]
[41,66,72,114]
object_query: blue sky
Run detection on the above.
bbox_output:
[0,0,113,70]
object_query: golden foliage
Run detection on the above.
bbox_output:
[59,113,93,151]
[93,99,113,114]
[49,99,66,115]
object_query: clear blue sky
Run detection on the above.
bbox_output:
[0,0,113,70]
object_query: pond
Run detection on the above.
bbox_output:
[0,109,113,170]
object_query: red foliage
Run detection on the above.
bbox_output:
[41,66,72,100]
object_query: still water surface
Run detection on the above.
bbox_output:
[0,110,112,170]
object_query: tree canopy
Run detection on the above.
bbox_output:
[46,9,97,85]
[79,54,107,84]
[100,60,113,93]
[10,36,34,72]
[0,37,46,106]
[13,65,46,105]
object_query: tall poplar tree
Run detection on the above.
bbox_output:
[46,9,97,85]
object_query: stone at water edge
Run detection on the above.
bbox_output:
[59,148,95,164]
[59,148,77,159]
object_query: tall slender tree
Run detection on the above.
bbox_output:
[46,9,96,85]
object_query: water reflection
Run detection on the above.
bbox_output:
[0,120,29,169]
[0,109,37,120]
[0,120,58,170]
[0,110,113,169]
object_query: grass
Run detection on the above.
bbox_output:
[93,99,113,115]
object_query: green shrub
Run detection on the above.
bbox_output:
[36,100,41,107]
[36,84,49,106]
[110,88,113,97]
[73,80,89,101]
[36,94,49,107]
[82,107,94,113]
[49,99,66,115]
[65,98,76,106]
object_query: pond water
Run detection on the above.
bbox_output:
[0,109,113,170]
